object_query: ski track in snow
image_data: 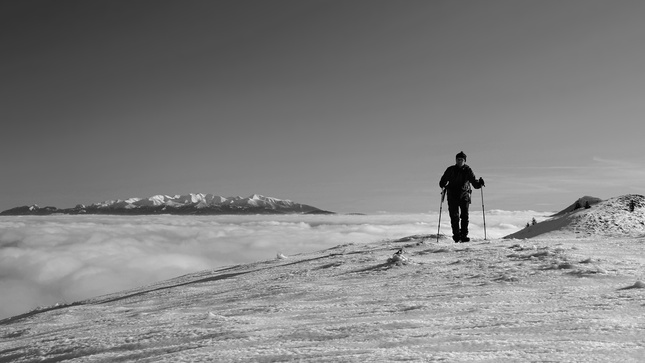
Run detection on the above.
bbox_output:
[2,235,645,362]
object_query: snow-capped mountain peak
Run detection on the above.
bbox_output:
[1,194,333,216]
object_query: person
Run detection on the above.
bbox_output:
[439,151,485,242]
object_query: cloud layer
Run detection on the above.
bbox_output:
[0,211,546,319]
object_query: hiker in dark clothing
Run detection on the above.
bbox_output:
[439,151,485,242]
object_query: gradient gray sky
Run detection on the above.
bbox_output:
[2,0,644,213]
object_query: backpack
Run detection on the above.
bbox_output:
[446,165,473,203]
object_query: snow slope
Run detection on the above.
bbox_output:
[2,234,644,362]
[505,194,645,239]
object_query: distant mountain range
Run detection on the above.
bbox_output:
[0,194,334,216]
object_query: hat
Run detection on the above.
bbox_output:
[456,151,467,160]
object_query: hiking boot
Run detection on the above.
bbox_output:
[452,235,460,243]
[460,236,471,243]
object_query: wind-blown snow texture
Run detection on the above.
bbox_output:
[2,237,645,361]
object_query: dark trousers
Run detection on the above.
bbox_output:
[447,197,469,238]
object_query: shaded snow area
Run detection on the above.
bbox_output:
[2,235,645,362]
[506,194,645,239]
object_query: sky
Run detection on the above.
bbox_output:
[0,212,546,319]
[2,0,645,213]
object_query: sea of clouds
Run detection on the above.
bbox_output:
[0,211,549,319]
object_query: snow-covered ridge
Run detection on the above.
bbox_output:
[505,194,645,239]
[1,194,333,216]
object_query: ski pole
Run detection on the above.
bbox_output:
[437,188,446,242]
[481,187,487,240]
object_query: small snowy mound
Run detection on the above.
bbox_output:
[387,249,410,265]
[506,194,645,239]
[619,281,645,290]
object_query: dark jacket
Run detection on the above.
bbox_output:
[439,164,482,202]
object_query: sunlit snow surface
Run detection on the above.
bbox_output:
[0,211,545,319]
[2,234,645,362]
